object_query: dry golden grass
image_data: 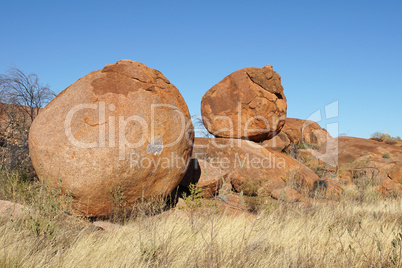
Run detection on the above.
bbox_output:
[0,198,401,267]
[1,170,402,267]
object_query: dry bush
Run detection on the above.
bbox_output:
[371,132,400,145]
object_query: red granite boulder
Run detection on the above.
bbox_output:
[201,65,287,141]
[29,60,194,216]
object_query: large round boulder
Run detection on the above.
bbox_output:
[29,60,194,216]
[201,65,287,141]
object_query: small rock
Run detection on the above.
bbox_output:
[313,177,344,200]
[0,200,26,218]
[376,177,402,197]
[271,187,301,202]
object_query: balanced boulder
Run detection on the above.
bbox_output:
[201,65,287,141]
[29,60,194,216]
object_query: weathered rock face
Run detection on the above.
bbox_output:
[316,137,402,175]
[258,118,332,153]
[180,159,227,198]
[281,118,331,147]
[185,138,319,197]
[376,177,402,197]
[388,163,402,183]
[315,137,402,196]
[201,65,287,141]
[260,132,290,152]
[313,177,344,200]
[271,187,301,202]
[29,60,194,216]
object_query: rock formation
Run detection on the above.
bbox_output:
[29,60,194,216]
[181,137,320,199]
[201,65,287,141]
[314,136,402,196]
[261,118,332,152]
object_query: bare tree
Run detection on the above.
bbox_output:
[1,67,55,123]
[192,115,214,138]
[0,67,55,171]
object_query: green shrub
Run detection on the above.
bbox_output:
[371,132,400,144]
[380,133,391,140]
[371,131,383,139]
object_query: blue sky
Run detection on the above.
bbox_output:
[1,0,401,138]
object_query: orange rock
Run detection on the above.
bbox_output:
[376,177,402,197]
[217,193,257,218]
[281,118,332,147]
[316,137,402,181]
[191,138,320,196]
[271,187,301,202]
[258,178,286,196]
[260,132,290,152]
[29,60,194,216]
[201,65,287,141]
[313,177,344,200]
[388,163,402,183]
[336,171,353,185]
[180,159,227,198]
[297,149,316,162]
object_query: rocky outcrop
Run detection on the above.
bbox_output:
[316,137,401,177]
[260,132,291,152]
[314,137,402,196]
[376,177,402,197]
[180,159,227,198]
[258,118,332,152]
[183,137,320,199]
[281,118,330,146]
[29,60,194,216]
[201,65,287,141]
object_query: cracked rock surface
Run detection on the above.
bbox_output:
[201,65,287,141]
[29,60,194,216]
